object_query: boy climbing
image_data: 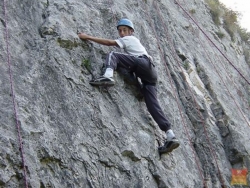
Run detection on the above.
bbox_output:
[78,18,180,155]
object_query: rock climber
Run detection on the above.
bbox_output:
[78,18,180,155]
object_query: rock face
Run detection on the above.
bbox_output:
[1,0,250,187]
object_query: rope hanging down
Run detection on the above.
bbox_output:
[174,0,250,127]
[165,0,250,186]
[152,1,226,187]
[140,0,207,187]
[3,0,28,187]
[150,0,247,186]
[174,0,250,86]
[211,51,250,122]
[200,38,250,128]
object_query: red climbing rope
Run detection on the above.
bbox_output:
[150,0,240,186]
[3,0,28,187]
[153,1,226,186]
[213,50,250,113]
[174,0,250,86]
[155,0,249,186]
[205,39,250,127]
[141,0,206,186]
[173,0,250,126]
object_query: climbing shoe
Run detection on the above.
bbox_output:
[89,76,115,86]
[158,137,180,155]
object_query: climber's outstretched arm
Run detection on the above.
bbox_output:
[78,32,117,46]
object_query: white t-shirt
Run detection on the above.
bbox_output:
[115,36,149,57]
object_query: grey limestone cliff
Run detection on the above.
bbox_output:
[1,0,250,187]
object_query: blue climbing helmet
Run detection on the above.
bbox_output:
[117,18,134,31]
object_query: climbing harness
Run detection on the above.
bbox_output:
[3,0,28,187]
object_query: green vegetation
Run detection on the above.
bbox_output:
[183,61,190,70]
[189,9,196,14]
[82,59,91,70]
[205,0,250,42]
[215,31,225,39]
[243,47,250,65]
[238,27,250,42]
[205,0,250,66]
[205,0,221,25]
[223,9,238,41]
[57,38,78,49]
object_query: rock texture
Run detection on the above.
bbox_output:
[1,0,250,187]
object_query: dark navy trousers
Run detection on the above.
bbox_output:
[105,51,171,132]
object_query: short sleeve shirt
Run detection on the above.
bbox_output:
[115,36,149,56]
